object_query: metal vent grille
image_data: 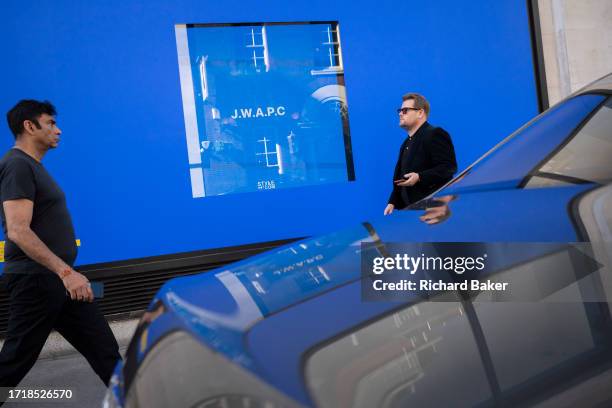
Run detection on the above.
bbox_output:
[0,238,300,336]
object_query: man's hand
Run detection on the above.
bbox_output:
[419,195,454,225]
[384,203,395,215]
[62,270,94,302]
[419,206,449,225]
[395,172,420,187]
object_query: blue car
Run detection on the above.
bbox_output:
[104,73,612,408]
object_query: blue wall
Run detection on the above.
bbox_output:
[0,0,539,266]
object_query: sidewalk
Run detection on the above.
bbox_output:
[0,317,140,360]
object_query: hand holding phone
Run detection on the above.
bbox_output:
[90,281,104,298]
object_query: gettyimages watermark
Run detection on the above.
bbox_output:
[360,242,604,302]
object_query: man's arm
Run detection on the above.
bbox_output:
[387,145,405,207]
[3,199,93,301]
[384,203,395,215]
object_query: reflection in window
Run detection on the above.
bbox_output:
[306,300,493,408]
[526,97,612,188]
[126,331,295,408]
[312,23,343,75]
[245,26,269,72]
[573,183,612,317]
[306,240,612,406]
[470,248,599,390]
[176,22,354,198]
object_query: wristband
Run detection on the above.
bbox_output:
[60,269,72,280]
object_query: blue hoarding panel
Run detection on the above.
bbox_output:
[0,0,539,267]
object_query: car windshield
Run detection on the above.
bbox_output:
[442,94,608,194]
[524,97,612,187]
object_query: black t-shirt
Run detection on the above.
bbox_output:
[0,148,77,274]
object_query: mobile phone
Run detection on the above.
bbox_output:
[90,281,104,298]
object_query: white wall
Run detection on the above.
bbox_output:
[538,0,612,105]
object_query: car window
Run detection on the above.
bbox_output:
[525,97,612,188]
[305,243,612,407]
[471,257,601,392]
[305,298,495,408]
[443,94,606,194]
[572,183,612,316]
[125,331,298,408]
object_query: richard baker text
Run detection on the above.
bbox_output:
[372,279,508,292]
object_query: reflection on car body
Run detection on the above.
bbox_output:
[104,73,612,408]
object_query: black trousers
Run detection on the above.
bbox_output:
[0,273,121,388]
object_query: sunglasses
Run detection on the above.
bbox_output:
[397,107,421,114]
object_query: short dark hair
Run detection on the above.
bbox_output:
[6,99,57,139]
[402,93,430,117]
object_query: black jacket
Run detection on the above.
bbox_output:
[388,122,457,208]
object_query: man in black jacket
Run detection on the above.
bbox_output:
[384,93,457,215]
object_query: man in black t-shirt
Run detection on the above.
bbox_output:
[0,100,120,392]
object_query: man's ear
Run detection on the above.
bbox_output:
[22,120,35,134]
